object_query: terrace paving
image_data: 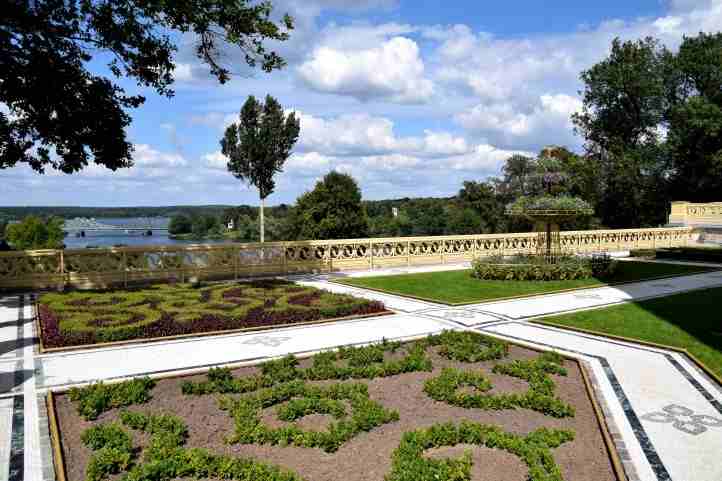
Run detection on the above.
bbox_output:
[1,262,722,481]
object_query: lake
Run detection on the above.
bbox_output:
[62,217,232,249]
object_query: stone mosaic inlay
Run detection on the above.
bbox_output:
[641,404,722,436]
[242,336,291,347]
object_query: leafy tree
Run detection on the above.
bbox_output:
[191,215,209,238]
[573,37,671,153]
[6,216,64,250]
[573,37,672,228]
[496,154,538,199]
[1,1,293,173]
[445,206,482,235]
[168,214,192,235]
[221,95,300,242]
[289,171,369,240]
[457,181,505,233]
[667,33,722,201]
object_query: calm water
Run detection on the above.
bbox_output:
[62,217,232,249]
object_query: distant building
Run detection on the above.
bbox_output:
[392,207,399,218]
[227,219,235,230]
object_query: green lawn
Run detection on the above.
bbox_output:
[539,287,722,378]
[337,261,716,304]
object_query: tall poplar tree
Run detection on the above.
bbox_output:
[221,95,300,243]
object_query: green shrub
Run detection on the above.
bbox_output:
[224,380,399,453]
[80,423,134,481]
[69,377,156,420]
[424,352,575,418]
[423,331,508,362]
[629,248,657,258]
[386,421,574,481]
[472,255,593,281]
[81,412,304,481]
[589,253,618,277]
[182,341,432,396]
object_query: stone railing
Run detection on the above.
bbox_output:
[0,227,692,290]
[669,201,722,228]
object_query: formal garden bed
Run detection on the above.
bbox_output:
[51,332,619,481]
[37,279,388,350]
[337,260,717,304]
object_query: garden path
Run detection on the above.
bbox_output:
[1,264,722,481]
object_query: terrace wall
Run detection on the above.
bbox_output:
[0,227,693,290]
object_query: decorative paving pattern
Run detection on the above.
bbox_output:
[420,308,501,326]
[573,293,603,300]
[649,283,675,289]
[641,404,722,436]
[241,335,291,347]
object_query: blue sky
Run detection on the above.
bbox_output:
[2,0,720,207]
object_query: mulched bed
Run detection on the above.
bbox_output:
[53,342,617,481]
[38,279,387,349]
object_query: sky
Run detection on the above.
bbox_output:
[2,0,722,207]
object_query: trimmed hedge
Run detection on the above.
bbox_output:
[424,352,575,418]
[472,256,593,281]
[386,421,575,481]
[471,254,618,281]
[423,330,509,362]
[222,380,399,453]
[69,377,156,420]
[182,340,433,395]
[82,411,303,481]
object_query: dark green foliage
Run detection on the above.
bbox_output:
[167,214,192,235]
[82,412,302,481]
[667,32,722,201]
[573,32,722,225]
[423,331,509,363]
[385,422,574,481]
[223,380,399,453]
[223,95,300,201]
[2,1,293,173]
[5,216,64,250]
[471,256,594,281]
[457,181,505,233]
[182,341,432,395]
[289,171,370,240]
[589,253,618,277]
[68,377,156,420]
[424,352,575,418]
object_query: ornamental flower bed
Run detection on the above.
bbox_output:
[52,332,619,481]
[38,279,387,349]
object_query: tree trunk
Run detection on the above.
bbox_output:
[260,195,265,243]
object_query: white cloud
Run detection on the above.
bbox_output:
[287,151,331,171]
[298,34,433,103]
[132,144,187,167]
[293,110,470,158]
[174,63,193,82]
[447,144,533,171]
[456,94,582,147]
[202,151,227,170]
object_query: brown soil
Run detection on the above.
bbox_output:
[54,344,617,481]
